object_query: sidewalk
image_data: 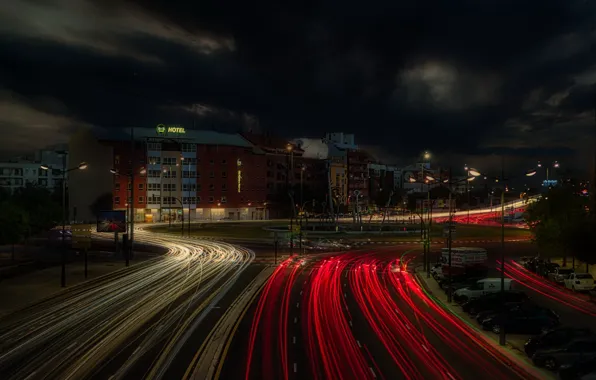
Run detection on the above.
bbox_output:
[0,254,155,317]
[415,268,555,380]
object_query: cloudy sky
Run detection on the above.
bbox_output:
[1,0,595,177]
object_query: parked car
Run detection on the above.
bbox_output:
[540,262,560,278]
[565,273,595,292]
[430,263,443,280]
[439,276,485,294]
[453,278,513,303]
[532,338,596,371]
[481,307,559,334]
[475,302,529,324]
[462,290,528,315]
[548,267,575,284]
[525,257,543,273]
[524,328,593,358]
[558,357,596,380]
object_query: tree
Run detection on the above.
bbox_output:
[525,185,590,265]
[0,201,28,247]
[10,184,61,236]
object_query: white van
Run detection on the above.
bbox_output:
[453,278,513,302]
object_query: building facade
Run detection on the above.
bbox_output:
[242,133,327,217]
[70,126,269,222]
[0,148,68,192]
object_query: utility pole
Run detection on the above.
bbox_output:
[129,126,134,263]
[61,152,67,287]
[447,167,453,303]
[327,159,336,223]
[499,156,506,346]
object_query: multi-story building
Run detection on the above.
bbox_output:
[0,148,68,192]
[368,163,396,207]
[241,133,327,217]
[347,149,372,206]
[69,126,269,222]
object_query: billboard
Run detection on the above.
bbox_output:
[97,210,127,233]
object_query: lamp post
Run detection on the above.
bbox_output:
[464,165,470,224]
[466,163,537,345]
[110,166,145,266]
[41,158,88,287]
[408,173,438,275]
[442,173,478,302]
[536,160,560,189]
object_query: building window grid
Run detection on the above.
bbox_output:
[114,196,120,204]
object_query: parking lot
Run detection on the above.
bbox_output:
[424,258,596,379]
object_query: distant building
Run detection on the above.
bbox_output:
[0,148,68,192]
[242,132,327,217]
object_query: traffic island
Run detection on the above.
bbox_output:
[415,268,556,380]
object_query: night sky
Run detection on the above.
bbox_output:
[0,0,594,177]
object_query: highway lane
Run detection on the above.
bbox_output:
[220,245,535,380]
[0,229,255,380]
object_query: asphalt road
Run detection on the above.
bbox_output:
[220,242,538,380]
[0,230,257,380]
[3,231,591,380]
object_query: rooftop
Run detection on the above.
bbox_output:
[95,127,255,148]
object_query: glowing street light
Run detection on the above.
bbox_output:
[468,168,481,177]
[525,169,537,177]
[423,151,431,160]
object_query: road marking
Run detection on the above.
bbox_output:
[405,324,410,330]
[357,340,362,348]
[447,372,455,380]
[300,291,303,295]
[304,280,307,285]
[422,344,429,352]
[349,320,353,327]
[369,367,377,378]
[344,293,347,298]
[293,336,296,344]
[294,317,298,323]
[294,363,297,373]
[296,302,300,308]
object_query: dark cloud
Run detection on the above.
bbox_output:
[0,0,595,175]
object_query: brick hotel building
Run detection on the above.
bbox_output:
[69,126,329,222]
[69,126,271,222]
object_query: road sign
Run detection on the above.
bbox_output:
[72,227,92,249]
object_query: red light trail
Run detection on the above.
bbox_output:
[243,251,533,379]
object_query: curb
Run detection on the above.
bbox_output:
[413,270,555,380]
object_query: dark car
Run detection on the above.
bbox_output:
[532,339,596,371]
[539,262,560,278]
[481,307,559,334]
[462,290,528,315]
[475,301,531,324]
[524,328,593,358]
[558,357,596,380]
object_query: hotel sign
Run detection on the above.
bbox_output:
[156,124,186,135]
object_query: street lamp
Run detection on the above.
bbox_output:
[471,162,537,346]
[40,158,88,287]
